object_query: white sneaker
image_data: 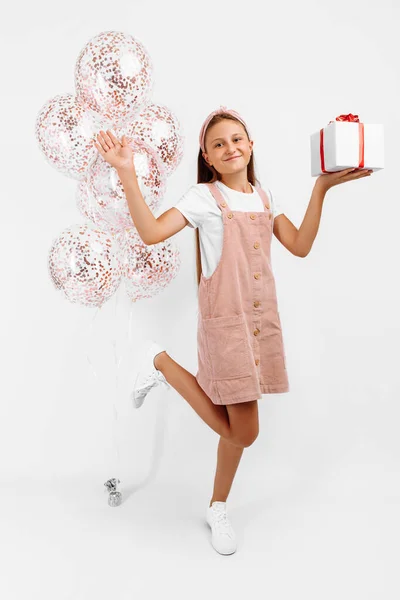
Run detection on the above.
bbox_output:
[131,340,171,409]
[206,501,237,555]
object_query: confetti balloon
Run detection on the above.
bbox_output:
[121,228,181,302]
[76,181,101,228]
[127,103,184,176]
[35,93,109,180]
[79,138,167,233]
[75,31,154,127]
[48,223,123,307]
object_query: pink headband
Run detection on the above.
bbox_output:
[199,105,250,153]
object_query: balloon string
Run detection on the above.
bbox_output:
[86,306,100,378]
[109,174,122,483]
[128,300,133,349]
[111,228,133,489]
[112,285,121,478]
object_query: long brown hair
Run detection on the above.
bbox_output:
[195,113,260,289]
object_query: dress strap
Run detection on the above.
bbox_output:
[206,181,271,214]
[254,184,272,212]
[205,182,232,213]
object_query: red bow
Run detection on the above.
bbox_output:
[333,113,360,123]
[320,114,364,173]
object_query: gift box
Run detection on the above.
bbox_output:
[310,114,384,177]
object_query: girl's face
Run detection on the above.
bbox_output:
[202,119,253,175]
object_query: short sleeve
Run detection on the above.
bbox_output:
[174,184,209,230]
[267,188,284,218]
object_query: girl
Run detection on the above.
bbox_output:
[94,107,372,555]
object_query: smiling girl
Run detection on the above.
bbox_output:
[94,106,372,555]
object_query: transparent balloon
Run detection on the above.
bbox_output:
[75,30,154,128]
[35,93,110,180]
[76,182,102,229]
[127,103,184,176]
[121,228,181,302]
[48,223,123,307]
[78,138,167,234]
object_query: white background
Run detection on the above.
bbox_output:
[1,0,399,598]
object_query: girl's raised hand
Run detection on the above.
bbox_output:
[94,130,135,171]
[316,167,373,193]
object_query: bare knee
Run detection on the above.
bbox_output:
[226,400,259,448]
[230,428,259,448]
[154,351,168,370]
[242,429,259,448]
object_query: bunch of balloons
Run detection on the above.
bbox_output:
[35,30,184,307]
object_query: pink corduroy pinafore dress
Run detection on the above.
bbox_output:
[195,182,289,405]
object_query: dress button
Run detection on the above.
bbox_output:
[253,300,260,308]
[220,202,227,208]
[254,241,260,249]
[255,359,260,366]
[254,273,260,280]
[253,328,260,336]
[264,204,270,210]
[227,213,233,219]
[250,214,256,220]
[269,213,272,220]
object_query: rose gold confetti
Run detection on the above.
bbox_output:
[125,103,184,176]
[121,228,181,302]
[48,223,123,308]
[76,138,166,234]
[75,31,154,127]
[35,94,109,180]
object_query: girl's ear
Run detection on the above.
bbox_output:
[203,152,211,166]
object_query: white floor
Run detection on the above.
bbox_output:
[1,464,399,600]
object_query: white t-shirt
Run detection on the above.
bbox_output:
[174,180,284,278]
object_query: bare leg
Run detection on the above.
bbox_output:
[154,351,243,446]
[209,436,244,506]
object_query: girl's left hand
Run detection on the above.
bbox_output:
[316,167,373,193]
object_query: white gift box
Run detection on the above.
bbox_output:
[310,117,384,177]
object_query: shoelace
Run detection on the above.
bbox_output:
[211,509,234,536]
[139,369,169,393]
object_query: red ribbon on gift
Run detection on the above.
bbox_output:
[334,113,360,123]
[320,114,365,173]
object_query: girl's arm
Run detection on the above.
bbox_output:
[273,167,372,257]
[273,183,326,258]
[94,130,189,245]
[273,214,303,257]
[118,166,189,245]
